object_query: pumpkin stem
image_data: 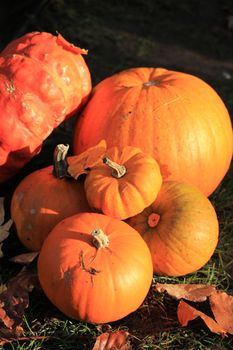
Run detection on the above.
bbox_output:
[92,228,109,249]
[148,213,160,228]
[103,156,126,178]
[52,144,70,179]
[143,80,159,87]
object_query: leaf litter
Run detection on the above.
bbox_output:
[155,282,233,336]
[0,197,13,258]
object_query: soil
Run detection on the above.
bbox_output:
[0,0,233,190]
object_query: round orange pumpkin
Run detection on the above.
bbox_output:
[126,181,219,276]
[84,145,162,219]
[73,67,233,196]
[11,145,90,251]
[37,212,153,324]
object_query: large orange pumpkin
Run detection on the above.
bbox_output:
[0,31,91,183]
[73,67,233,196]
[126,181,219,276]
[37,212,153,324]
[11,145,90,251]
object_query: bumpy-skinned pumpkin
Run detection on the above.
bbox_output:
[37,212,153,324]
[126,181,219,276]
[73,67,233,196]
[11,145,90,251]
[0,31,92,183]
[83,145,162,219]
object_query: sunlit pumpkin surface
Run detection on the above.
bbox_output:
[73,67,233,196]
[0,31,91,182]
[127,181,219,276]
[38,212,153,324]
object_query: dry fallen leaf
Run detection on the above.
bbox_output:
[177,300,226,336]
[0,198,5,225]
[0,324,24,343]
[0,267,37,330]
[155,283,216,302]
[0,197,13,258]
[210,291,233,335]
[68,139,107,179]
[92,330,131,350]
[0,219,13,243]
[9,252,39,265]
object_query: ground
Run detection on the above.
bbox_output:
[0,1,233,349]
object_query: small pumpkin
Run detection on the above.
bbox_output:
[0,31,92,183]
[11,144,90,251]
[83,145,162,219]
[37,212,153,324]
[127,181,219,276]
[73,67,233,196]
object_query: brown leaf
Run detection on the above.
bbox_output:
[0,198,5,225]
[0,324,24,344]
[210,291,233,334]
[0,219,13,258]
[92,330,132,350]
[68,139,107,179]
[177,300,226,336]
[0,267,37,329]
[9,252,39,265]
[155,283,216,302]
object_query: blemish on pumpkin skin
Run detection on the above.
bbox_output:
[63,270,72,281]
[121,111,132,120]
[79,250,100,276]
[4,80,16,95]
[30,208,36,214]
[16,191,24,202]
[26,223,33,230]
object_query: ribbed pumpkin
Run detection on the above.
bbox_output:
[0,31,91,183]
[11,145,90,251]
[73,67,233,196]
[83,145,162,219]
[37,212,153,324]
[126,181,219,276]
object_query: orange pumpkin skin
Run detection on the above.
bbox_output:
[0,31,92,183]
[84,146,162,219]
[11,157,90,251]
[73,67,233,196]
[37,212,153,324]
[126,181,219,277]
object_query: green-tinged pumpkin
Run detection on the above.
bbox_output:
[37,212,153,324]
[11,145,90,251]
[127,181,219,276]
[73,67,232,196]
[0,31,91,183]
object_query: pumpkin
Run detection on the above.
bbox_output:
[11,144,90,251]
[126,181,219,276]
[83,145,162,219]
[73,67,233,196]
[37,212,153,324]
[0,31,92,183]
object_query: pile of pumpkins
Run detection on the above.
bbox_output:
[0,32,232,324]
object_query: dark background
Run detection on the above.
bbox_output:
[0,0,232,85]
[0,0,233,188]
